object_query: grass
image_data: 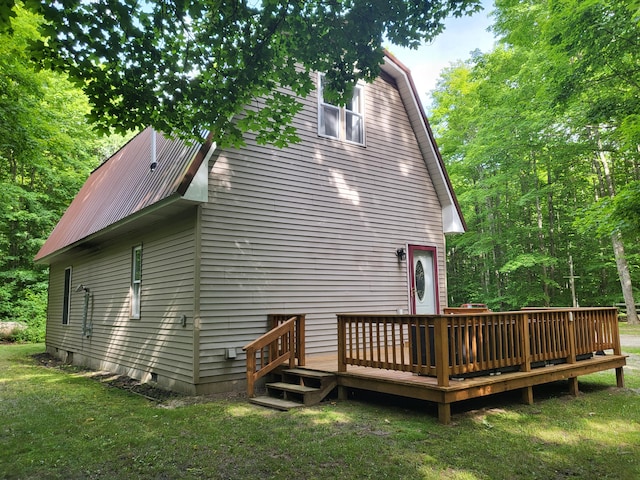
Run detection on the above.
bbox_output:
[1,344,639,480]
[619,322,640,336]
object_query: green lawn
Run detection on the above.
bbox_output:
[1,343,639,480]
[619,322,640,336]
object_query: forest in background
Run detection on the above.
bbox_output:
[0,7,128,340]
[431,0,639,320]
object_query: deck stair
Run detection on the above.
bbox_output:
[249,368,337,411]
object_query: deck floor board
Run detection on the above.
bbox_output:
[302,352,627,406]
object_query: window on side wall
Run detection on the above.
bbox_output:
[131,245,142,319]
[318,73,365,145]
[62,267,72,325]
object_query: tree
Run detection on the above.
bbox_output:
[3,0,481,147]
[431,1,640,317]
[508,0,640,324]
[0,6,127,340]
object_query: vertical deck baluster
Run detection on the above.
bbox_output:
[451,318,460,373]
[551,312,558,357]
[534,313,543,361]
[400,320,407,370]
[391,318,397,368]
[495,315,504,367]
[478,317,486,370]
[558,312,566,357]
[515,314,523,363]
[382,317,388,368]
[464,317,473,372]
[367,318,372,365]
[567,310,577,364]
[498,315,506,367]
[415,317,424,373]
[354,317,360,363]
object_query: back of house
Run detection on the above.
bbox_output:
[35,53,465,395]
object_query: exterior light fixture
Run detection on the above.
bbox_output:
[396,248,406,261]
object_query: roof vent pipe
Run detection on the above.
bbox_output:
[150,128,157,172]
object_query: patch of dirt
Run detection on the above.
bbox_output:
[31,352,244,405]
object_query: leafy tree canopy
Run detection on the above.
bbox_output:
[2,0,480,147]
[0,5,129,338]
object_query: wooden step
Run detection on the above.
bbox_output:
[250,368,338,411]
[283,368,335,379]
[249,396,303,411]
[266,382,319,394]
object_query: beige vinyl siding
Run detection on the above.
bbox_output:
[45,211,198,393]
[198,74,446,385]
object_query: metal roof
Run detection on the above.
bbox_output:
[35,128,213,263]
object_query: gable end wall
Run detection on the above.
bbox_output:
[197,74,447,391]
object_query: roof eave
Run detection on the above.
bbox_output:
[34,193,189,265]
[381,51,467,233]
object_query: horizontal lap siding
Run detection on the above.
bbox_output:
[46,212,197,392]
[198,76,446,384]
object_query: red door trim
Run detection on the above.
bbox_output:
[408,244,439,314]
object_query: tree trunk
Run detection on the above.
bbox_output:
[611,232,639,324]
[593,129,639,324]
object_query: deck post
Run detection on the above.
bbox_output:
[610,310,625,388]
[521,386,534,405]
[246,349,256,398]
[338,386,348,400]
[568,376,579,396]
[297,314,306,366]
[434,317,449,387]
[337,315,347,373]
[438,402,451,424]
[612,312,622,356]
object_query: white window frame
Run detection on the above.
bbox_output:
[318,73,365,146]
[131,245,142,319]
[62,267,72,325]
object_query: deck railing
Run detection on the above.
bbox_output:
[243,314,305,397]
[337,307,620,387]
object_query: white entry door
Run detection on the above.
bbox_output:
[409,246,437,314]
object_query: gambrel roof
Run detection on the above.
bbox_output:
[35,52,464,264]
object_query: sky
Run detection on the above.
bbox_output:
[386,1,496,109]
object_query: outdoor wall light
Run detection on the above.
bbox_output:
[396,248,406,261]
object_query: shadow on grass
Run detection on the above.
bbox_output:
[2,343,638,480]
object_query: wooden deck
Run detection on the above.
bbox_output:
[245,308,627,423]
[303,350,626,423]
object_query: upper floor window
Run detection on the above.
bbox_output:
[318,74,365,145]
[62,267,72,325]
[131,245,142,319]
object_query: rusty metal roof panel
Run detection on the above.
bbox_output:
[35,128,212,263]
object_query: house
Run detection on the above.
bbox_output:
[35,52,466,395]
